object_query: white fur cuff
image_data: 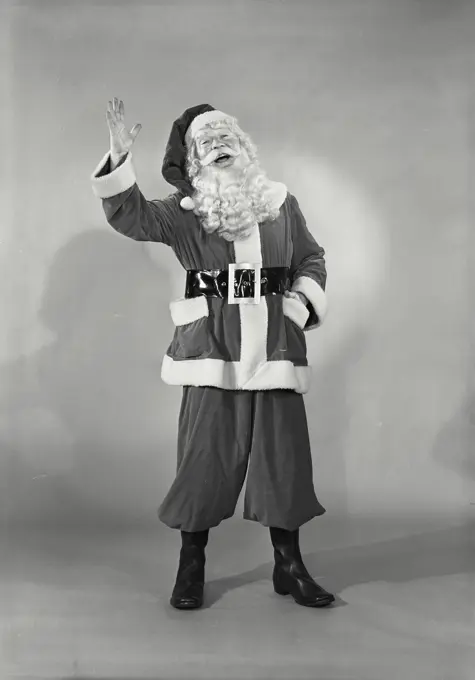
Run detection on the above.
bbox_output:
[291,275,327,326]
[283,293,310,330]
[90,151,137,199]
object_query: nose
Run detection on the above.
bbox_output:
[212,139,224,149]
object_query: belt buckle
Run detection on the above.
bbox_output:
[228,263,261,305]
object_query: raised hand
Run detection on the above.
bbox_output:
[106,97,142,166]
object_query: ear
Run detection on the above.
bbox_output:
[180,196,195,210]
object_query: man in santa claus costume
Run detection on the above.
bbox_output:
[91,98,335,610]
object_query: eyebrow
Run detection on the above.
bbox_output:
[198,129,231,140]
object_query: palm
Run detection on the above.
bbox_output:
[106,98,141,155]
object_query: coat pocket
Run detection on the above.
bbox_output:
[169,295,209,326]
[168,295,212,359]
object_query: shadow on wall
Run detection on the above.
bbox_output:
[412,0,475,21]
[431,391,475,481]
[2,229,180,529]
[2,228,374,530]
[304,325,370,518]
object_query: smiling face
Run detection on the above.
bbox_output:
[185,117,279,241]
[194,125,241,168]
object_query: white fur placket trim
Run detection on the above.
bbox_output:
[232,223,268,387]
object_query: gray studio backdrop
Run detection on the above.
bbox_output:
[2,0,474,531]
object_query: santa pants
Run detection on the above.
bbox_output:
[158,385,326,532]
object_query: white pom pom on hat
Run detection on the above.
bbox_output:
[180,196,195,211]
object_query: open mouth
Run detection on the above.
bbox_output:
[214,153,232,164]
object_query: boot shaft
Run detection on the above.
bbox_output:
[269,527,303,564]
[178,529,209,569]
[171,530,208,610]
[181,529,209,551]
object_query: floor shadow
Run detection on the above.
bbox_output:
[7,517,473,612]
[203,521,475,608]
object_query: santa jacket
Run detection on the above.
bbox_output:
[91,151,328,394]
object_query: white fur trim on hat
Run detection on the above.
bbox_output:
[185,110,233,147]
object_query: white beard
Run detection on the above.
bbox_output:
[190,160,280,242]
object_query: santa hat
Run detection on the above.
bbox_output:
[161,104,235,211]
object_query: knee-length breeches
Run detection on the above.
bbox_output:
[158,386,326,532]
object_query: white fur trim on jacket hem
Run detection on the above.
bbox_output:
[90,151,136,199]
[291,275,327,327]
[169,295,209,326]
[161,355,311,394]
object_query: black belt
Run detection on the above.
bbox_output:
[185,266,290,302]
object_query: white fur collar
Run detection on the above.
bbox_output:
[263,181,288,212]
[180,180,288,212]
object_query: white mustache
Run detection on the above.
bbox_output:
[201,147,239,166]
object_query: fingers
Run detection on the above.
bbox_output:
[106,108,116,131]
[112,97,124,121]
[106,98,141,142]
[106,100,116,127]
[130,123,142,140]
[106,97,123,122]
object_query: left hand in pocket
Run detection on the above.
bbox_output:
[284,290,309,306]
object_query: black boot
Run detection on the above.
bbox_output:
[270,527,335,607]
[170,529,209,610]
